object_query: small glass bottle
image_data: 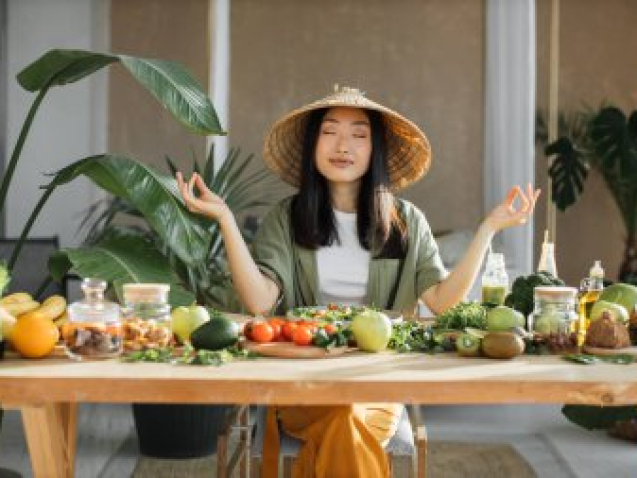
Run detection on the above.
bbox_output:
[64,278,122,359]
[577,260,604,343]
[122,283,173,352]
[481,252,509,306]
[529,286,579,352]
[537,230,558,278]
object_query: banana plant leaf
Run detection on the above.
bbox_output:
[45,154,211,266]
[17,49,223,135]
[49,228,194,307]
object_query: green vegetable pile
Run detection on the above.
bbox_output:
[504,271,565,317]
[313,327,352,350]
[388,321,455,353]
[122,343,256,366]
[434,302,487,330]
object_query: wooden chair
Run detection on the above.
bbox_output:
[217,405,428,478]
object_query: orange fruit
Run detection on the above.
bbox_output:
[11,310,60,359]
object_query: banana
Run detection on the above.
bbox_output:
[37,295,67,321]
[53,310,69,327]
[0,292,33,305]
[3,300,40,316]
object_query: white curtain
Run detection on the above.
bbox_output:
[484,0,536,279]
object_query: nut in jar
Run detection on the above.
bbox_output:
[122,283,173,352]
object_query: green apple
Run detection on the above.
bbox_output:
[350,309,392,352]
[486,306,525,331]
[590,300,629,324]
[171,305,210,344]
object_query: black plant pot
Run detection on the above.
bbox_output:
[0,339,4,360]
[132,403,230,459]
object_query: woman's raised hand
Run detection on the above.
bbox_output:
[176,172,233,226]
[484,184,541,233]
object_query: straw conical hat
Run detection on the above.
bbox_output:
[263,85,431,190]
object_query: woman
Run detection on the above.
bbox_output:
[177,86,539,478]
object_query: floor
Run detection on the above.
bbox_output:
[0,404,635,477]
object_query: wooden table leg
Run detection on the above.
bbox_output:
[21,402,78,478]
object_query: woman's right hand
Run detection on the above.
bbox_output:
[176,172,233,226]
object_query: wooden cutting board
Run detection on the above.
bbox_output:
[582,345,637,357]
[242,340,354,359]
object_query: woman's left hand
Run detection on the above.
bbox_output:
[484,184,541,233]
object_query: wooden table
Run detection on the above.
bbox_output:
[1,351,636,477]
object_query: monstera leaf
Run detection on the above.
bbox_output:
[545,136,589,211]
[50,228,194,307]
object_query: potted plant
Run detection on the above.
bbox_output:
[1,48,236,458]
[540,105,637,439]
[541,105,637,283]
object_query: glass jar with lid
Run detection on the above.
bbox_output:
[528,286,579,352]
[64,278,122,359]
[121,283,173,352]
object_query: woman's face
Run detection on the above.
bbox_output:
[314,107,372,187]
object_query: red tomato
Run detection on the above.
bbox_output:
[252,321,274,343]
[292,325,314,346]
[243,320,254,341]
[267,319,283,341]
[322,323,337,335]
[282,321,297,342]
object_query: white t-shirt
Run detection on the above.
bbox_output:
[316,210,370,305]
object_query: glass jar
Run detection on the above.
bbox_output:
[528,286,579,352]
[481,252,509,306]
[122,283,172,352]
[64,278,122,359]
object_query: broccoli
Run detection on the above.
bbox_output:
[504,271,565,317]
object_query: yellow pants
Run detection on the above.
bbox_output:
[262,404,403,478]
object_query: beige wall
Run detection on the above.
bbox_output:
[230,0,485,234]
[535,0,637,285]
[109,0,209,172]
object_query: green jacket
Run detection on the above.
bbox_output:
[252,197,447,315]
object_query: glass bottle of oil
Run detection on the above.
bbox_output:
[577,260,604,345]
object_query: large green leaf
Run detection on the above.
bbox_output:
[589,107,637,176]
[562,405,637,431]
[17,49,118,90]
[54,229,195,307]
[119,56,224,135]
[46,155,211,266]
[16,49,223,135]
[545,137,589,211]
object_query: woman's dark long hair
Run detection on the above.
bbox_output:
[290,107,407,259]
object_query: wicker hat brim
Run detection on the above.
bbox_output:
[263,90,431,190]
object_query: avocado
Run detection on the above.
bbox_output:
[190,315,239,351]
